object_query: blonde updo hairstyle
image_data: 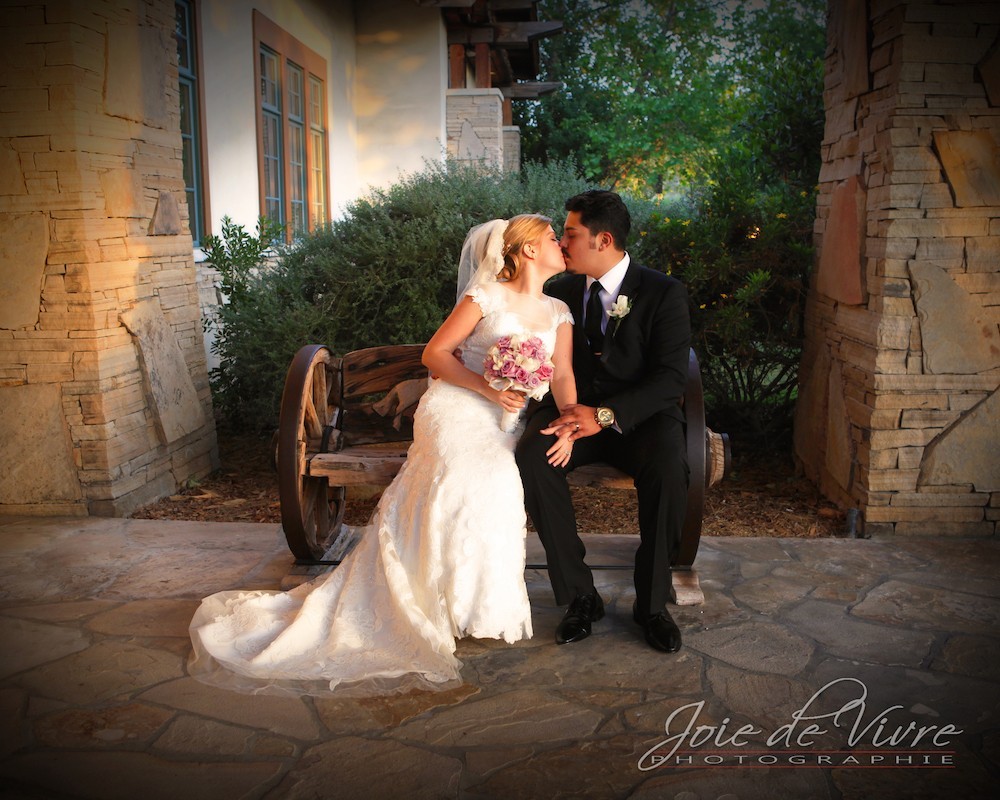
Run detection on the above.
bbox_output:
[498,214,552,282]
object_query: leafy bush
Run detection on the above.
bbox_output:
[621,0,825,449]
[202,216,328,429]
[207,159,590,431]
[631,173,815,447]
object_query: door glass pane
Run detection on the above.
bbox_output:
[262,112,283,223]
[289,122,305,234]
[260,48,279,110]
[288,63,303,121]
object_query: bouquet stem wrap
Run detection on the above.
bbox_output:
[500,406,522,434]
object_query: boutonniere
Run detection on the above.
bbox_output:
[609,295,633,335]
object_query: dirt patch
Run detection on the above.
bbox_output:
[133,431,844,539]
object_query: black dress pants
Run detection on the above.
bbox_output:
[516,406,689,615]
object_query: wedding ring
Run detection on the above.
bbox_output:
[574,423,580,431]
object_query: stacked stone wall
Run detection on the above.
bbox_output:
[0,0,218,516]
[445,88,504,169]
[502,125,521,174]
[796,0,999,536]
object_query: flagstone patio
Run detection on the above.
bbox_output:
[0,515,997,799]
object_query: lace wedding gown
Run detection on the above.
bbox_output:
[189,282,573,695]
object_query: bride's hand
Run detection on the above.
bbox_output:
[546,429,574,467]
[493,388,526,413]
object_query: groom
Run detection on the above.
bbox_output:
[516,190,691,653]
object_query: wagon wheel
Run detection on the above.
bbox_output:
[276,344,344,561]
[676,349,707,569]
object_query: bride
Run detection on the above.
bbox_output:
[188,215,576,694]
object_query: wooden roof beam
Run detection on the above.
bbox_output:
[500,81,563,99]
[415,1,477,8]
[486,0,538,9]
[447,20,561,47]
[494,20,562,47]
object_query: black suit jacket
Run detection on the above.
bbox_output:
[538,262,691,435]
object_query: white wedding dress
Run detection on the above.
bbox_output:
[189,281,573,695]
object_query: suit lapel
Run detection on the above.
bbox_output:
[568,276,589,351]
[600,263,642,358]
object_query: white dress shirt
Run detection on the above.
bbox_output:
[585,253,631,334]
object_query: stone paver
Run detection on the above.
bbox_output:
[263,737,462,799]
[139,677,322,740]
[390,688,606,747]
[15,639,185,705]
[85,598,200,638]
[0,751,283,800]
[0,616,91,679]
[783,598,936,666]
[851,579,1000,635]
[32,702,174,749]
[0,515,997,799]
[686,620,815,675]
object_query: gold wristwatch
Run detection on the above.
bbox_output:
[595,406,616,428]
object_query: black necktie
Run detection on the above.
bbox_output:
[585,281,605,354]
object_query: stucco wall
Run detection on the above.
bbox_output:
[354,0,448,193]
[197,0,358,230]
[198,0,448,232]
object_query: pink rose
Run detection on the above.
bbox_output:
[536,363,554,380]
[500,359,518,377]
[514,367,530,385]
[519,337,546,361]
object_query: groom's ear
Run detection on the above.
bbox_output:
[596,231,613,251]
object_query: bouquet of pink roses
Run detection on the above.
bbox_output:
[484,334,555,432]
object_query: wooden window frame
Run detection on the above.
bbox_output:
[253,10,330,239]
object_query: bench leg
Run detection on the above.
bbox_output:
[670,569,704,606]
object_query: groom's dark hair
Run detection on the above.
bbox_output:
[565,190,631,250]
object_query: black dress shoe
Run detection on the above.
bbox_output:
[555,590,605,644]
[633,600,682,653]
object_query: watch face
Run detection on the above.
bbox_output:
[597,407,614,426]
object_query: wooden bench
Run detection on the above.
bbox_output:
[275,343,730,604]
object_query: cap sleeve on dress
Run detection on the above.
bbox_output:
[467,283,503,316]
[551,297,574,327]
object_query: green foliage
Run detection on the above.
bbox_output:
[521,0,732,193]
[521,0,825,198]
[207,0,827,445]
[625,0,825,447]
[726,0,827,191]
[207,160,591,431]
[632,177,816,446]
[203,216,329,430]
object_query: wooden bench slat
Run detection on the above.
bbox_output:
[309,444,410,483]
[342,344,427,399]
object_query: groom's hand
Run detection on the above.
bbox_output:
[541,404,601,441]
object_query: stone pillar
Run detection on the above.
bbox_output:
[502,125,521,173]
[446,88,504,169]
[795,0,1000,536]
[0,0,218,517]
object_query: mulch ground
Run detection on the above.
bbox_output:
[133,431,845,539]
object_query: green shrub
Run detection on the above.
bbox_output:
[626,0,824,448]
[208,159,591,432]
[629,150,816,447]
[202,216,329,430]
[207,155,817,448]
